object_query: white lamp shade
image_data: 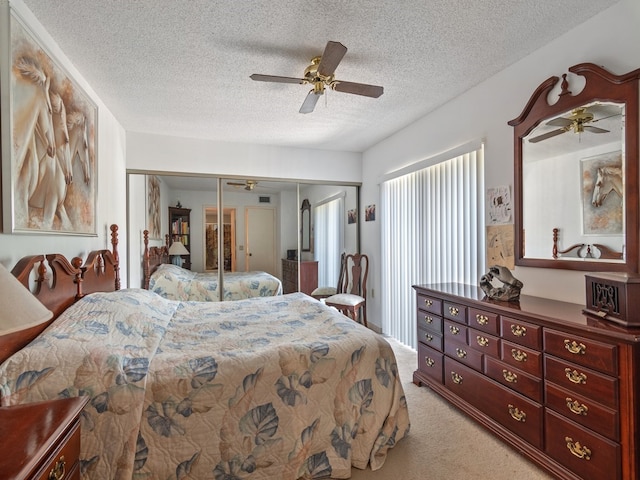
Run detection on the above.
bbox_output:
[168,241,190,256]
[0,263,53,335]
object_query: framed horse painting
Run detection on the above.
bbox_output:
[581,150,623,236]
[1,6,98,235]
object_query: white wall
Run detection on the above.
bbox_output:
[127,132,362,184]
[361,0,640,330]
[0,0,127,283]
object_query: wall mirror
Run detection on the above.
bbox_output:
[301,198,311,252]
[509,63,640,272]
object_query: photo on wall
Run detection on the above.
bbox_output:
[146,175,161,240]
[581,151,623,235]
[347,208,357,224]
[2,9,97,235]
[365,204,376,221]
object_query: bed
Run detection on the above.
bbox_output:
[0,225,410,479]
[143,230,283,301]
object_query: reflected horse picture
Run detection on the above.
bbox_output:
[581,151,623,235]
[6,12,97,234]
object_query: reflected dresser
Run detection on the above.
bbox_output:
[282,259,318,295]
[413,283,640,480]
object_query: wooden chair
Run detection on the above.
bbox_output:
[325,253,369,327]
[311,252,346,300]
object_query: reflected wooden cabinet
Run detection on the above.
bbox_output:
[282,259,318,295]
[169,207,191,270]
[413,283,640,480]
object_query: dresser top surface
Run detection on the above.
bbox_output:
[414,283,640,342]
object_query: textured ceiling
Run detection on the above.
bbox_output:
[21,0,618,153]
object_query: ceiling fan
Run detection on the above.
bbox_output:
[250,41,384,114]
[227,180,258,191]
[528,107,616,143]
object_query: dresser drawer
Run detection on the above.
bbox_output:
[467,307,499,334]
[445,357,543,449]
[545,409,620,480]
[33,421,81,480]
[500,340,542,377]
[445,338,483,372]
[418,325,444,351]
[417,310,443,333]
[417,294,442,316]
[544,356,618,410]
[485,355,542,403]
[545,381,619,441]
[444,319,467,343]
[467,327,500,358]
[443,301,466,324]
[544,329,618,376]
[501,316,542,349]
[417,343,444,384]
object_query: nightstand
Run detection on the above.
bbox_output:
[0,396,89,480]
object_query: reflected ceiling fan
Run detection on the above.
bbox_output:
[250,41,384,114]
[528,107,617,143]
[227,180,258,191]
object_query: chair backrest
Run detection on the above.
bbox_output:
[341,253,369,297]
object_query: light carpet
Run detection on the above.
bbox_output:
[350,336,554,480]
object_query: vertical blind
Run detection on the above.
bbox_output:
[314,196,344,287]
[381,146,485,349]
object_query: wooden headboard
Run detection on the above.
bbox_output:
[0,224,121,364]
[142,229,169,289]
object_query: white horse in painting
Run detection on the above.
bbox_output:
[592,166,623,207]
[67,111,91,185]
[12,56,56,224]
[30,90,72,229]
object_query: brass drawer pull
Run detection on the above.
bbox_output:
[424,299,433,307]
[424,333,434,342]
[508,404,526,422]
[449,325,460,335]
[565,437,591,460]
[511,349,528,362]
[449,306,459,316]
[451,372,463,384]
[475,314,489,326]
[455,348,467,359]
[425,356,435,367]
[476,335,489,347]
[502,369,518,383]
[564,339,587,355]
[566,397,589,416]
[510,324,527,337]
[565,368,587,385]
[423,315,433,324]
[49,455,66,480]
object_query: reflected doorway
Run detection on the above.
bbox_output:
[205,207,236,271]
[246,206,276,275]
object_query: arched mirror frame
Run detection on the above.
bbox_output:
[301,198,311,252]
[509,63,640,272]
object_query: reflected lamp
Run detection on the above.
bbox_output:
[168,241,190,266]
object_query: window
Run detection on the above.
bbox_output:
[314,195,344,287]
[381,144,485,348]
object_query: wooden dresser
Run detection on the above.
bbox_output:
[282,259,318,295]
[0,396,89,480]
[413,283,640,480]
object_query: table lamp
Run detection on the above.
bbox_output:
[168,241,189,266]
[0,263,53,335]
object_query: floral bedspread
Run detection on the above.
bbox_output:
[0,289,409,479]
[149,263,283,301]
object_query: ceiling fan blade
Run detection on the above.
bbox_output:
[528,128,568,143]
[250,74,304,84]
[317,41,347,77]
[583,125,610,134]
[546,117,573,127]
[332,80,384,98]
[299,91,321,114]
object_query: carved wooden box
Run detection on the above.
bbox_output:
[584,273,640,326]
